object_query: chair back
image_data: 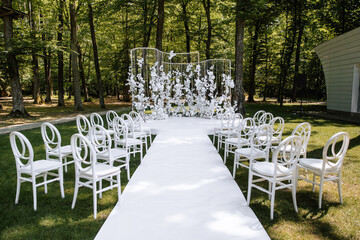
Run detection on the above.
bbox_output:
[121,114,135,133]
[237,117,255,143]
[258,112,274,126]
[253,110,266,125]
[89,125,112,154]
[129,111,142,131]
[90,112,104,127]
[232,113,243,129]
[250,124,273,153]
[10,132,34,172]
[106,110,119,130]
[270,117,285,143]
[113,117,129,144]
[220,112,233,130]
[292,122,311,156]
[71,133,96,176]
[272,135,302,177]
[76,115,91,137]
[41,122,62,160]
[322,132,350,171]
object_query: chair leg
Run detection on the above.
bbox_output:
[312,173,316,192]
[338,173,343,204]
[224,143,227,164]
[59,167,65,198]
[247,172,253,205]
[270,182,276,220]
[233,155,237,179]
[64,157,68,173]
[93,181,97,219]
[44,173,48,194]
[117,172,122,198]
[140,144,143,162]
[32,176,37,211]
[99,180,103,199]
[15,175,21,204]
[318,175,324,209]
[292,175,298,213]
[127,155,131,180]
[72,175,79,209]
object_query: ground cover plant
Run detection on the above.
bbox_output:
[0,102,359,239]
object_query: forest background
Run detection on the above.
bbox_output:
[1,0,360,116]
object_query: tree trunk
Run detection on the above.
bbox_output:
[181,1,191,62]
[142,0,157,47]
[88,2,105,109]
[234,0,246,115]
[263,30,269,102]
[291,6,304,102]
[156,0,164,51]
[77,43,90,102]
[45,52,52,103]
[122,5,131,102]
[3,0,29,117]
[70,0,84,111]
[202,0,212,59]
[57,0,65,107]
[68,52,72,100]
[248,23,260,102]
[28,0,42,104]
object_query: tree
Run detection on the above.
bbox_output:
[202,0,211,59]
[2,0,29,117]
[234,0,246,115]
[88,1,105,109]
[57,0,65,107]
[156,0,165,51]
[70,0,83,111]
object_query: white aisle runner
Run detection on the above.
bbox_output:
[95,118,269,240]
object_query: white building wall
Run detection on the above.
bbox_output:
[314,27,360,113]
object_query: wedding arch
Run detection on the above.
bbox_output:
[127,47,236,119]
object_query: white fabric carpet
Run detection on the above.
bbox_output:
[95,117,269,240]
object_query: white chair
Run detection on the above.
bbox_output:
[106,110,119,131]
[217,113,237,150]
[224,117,254,164]
[290,122,311,158]
[90,112,115,137]
[71,133,121,219]
[113,117,143,162]
[267,117,285,151]
[76,115,91,137]
[121,113,148,151]
[297,132,350,209]
[233,124,273,177]
[257,112,274,126]
[247,135,302,219]
[129,110,152,145]
[41,122,74,172]
[89,125,130,180]
[10,131,64,210]
[253,110,266,125]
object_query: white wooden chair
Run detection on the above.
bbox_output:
[113,117,143,162]
[224,117,254,164]
[247,135,302,219]
[297,132,350,208]
[10,131,64,210]
[76,115,91,137]
[89,125,130,180]
[253,110,266,126]
[41,122,74,172]
[121,113,148,151]
[90,112,115,137]
[129,110,152,145]
[106,110,119,131]
[233,124,273,177]
[71,133,121,219]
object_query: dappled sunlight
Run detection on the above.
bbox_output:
[206,211,265,238]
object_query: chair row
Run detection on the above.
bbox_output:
[214,110,350,219]
[10,110,150,219]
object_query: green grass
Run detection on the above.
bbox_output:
[1,103,360,239]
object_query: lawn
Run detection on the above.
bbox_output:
[0,102,359,239]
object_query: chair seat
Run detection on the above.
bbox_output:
[252,162,290,177]
[97,148,128,159]
[131,131,147,138]
[82,163,121,178]
[106,129,115,135]
[21,160,62,174]
[225,137,249,146]
[235,147,266,159]
[115,137,142,146]
[298,158,333,172]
